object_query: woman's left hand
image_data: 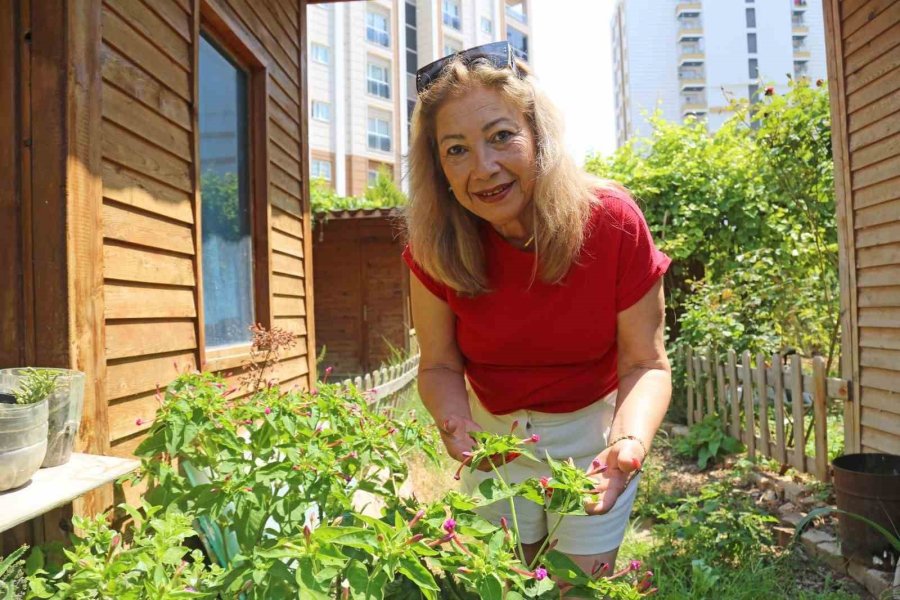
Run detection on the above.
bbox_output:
[582,438,644,515]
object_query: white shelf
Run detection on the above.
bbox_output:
[0,453,139,533]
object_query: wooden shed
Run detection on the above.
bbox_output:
[312,209,411,377]
[823,0,900,454]
[0,0,356,547]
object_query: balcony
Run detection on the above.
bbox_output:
[679,41,705,64]
[679,68,706,90]
[675,2,701,17]
[793,0,808,9]
[678,17,703,39]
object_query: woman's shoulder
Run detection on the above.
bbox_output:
[588,181,644,229]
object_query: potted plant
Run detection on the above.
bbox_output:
[0,369,52,491]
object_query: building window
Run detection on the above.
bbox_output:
[746,7,756,27]
[367,168,379,186]
[748,58,758,79]
[311,43,330,64]
[406,1,418,73]
[506,0,527,24]
[198,34,254,349]
[793,35,808,51]
[747,32,757,54]
[794,60,809,78]
[367,62,391,99]
[481,16,493,34]
[507,27,528,60]
[443,0,461,30]
[367,116,392,152]
[748,83,759,102]
[311,100,331,122]
[366,11,390,47]
[312,159,332,181]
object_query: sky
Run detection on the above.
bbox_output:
[530,0,617,165]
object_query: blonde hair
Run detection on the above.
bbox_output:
[405,57,617,296]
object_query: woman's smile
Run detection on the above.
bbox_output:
[472,181,514,203]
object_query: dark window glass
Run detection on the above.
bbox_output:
[747,32,757,53]
[748,84,759,102]
[405,1,416,27]
[748,58,758,78]
[507,27,528,61]
[746,8,756,27]
[198,34,254,348]
[406,50,417,73]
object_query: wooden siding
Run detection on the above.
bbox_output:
[312,216,410,377]
[826,0,900,454]
[100,0,313,457]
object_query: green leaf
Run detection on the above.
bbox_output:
[476,574,503,600]
[398,556,439,597]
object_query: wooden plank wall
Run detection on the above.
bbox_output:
[825,0,900,454]
[99,0,313,459]
[312,217,410,377]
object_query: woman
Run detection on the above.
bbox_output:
[402,41,671,574]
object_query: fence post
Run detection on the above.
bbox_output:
[790,354,806,473]
[772,353,787,465]
[693,355,704,422]
[686,346,695,426]
[741,351,756,459]
[813,357,829,482]
[716,361,727,428]
[755,352,770,458]
[704,352,715,417]
[728,350,740,439]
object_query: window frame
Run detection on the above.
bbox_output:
[197,1,273,371]
[367,116,392,153]
[311,100,331,122]
[311,42,331,65]
[481,16,493,34]
[367,61,391,99]
[366,10,391,47]
[442,0,461,30]
[312,159,333,182]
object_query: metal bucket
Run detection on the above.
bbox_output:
[832,453,900,570]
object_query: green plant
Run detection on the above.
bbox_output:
[12,368,59,405]
[0,546,28,600]
[26,338,655,598]
[673,414,743,469]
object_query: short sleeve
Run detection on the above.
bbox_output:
[611,194,671,312]
[402,244,450,302]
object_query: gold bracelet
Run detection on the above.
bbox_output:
[608,435,648,460]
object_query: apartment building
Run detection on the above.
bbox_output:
[612,0,827,147]
[307,0,532,196]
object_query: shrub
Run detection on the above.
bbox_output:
[673,415,743,469]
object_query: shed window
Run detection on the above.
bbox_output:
[198,34,254,348]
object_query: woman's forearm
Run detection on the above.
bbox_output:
[610,365,672,452]
[417,366,472,426]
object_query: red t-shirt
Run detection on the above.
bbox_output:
[402,189,671,415]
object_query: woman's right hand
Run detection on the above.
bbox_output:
[439,414,494,472]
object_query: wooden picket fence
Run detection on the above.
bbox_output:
[681,346,851,482]
[339,330,420,409]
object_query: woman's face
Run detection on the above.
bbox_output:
[434,86,536,232]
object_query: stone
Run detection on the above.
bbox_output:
[783,480,805,503]
[779,510,805,528]
[815,541,849,575]
[801,529,833,554]
[848,561,894,598]
[773,526,795,548]
[761,489,778,504]
[671,424,690,437]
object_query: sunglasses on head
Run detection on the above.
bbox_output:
[415,41,520,95]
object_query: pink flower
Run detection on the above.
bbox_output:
[539,476,550,488]
[264,406,272,415]
[534,567,548,581]
[765,86,775,96]
[135,418,144,426]
[629,559,642,572]
[443,518,456,533]
[527,433,541,443]
[500,516,509,532]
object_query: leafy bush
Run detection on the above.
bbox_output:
[673,415,743,469]
[311,168,406,215]
[587,79,838,372]
[23,343,655,598]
